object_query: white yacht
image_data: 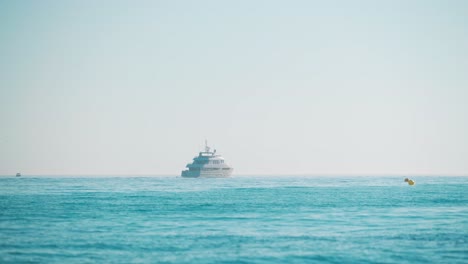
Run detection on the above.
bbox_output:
[181,141,233,178]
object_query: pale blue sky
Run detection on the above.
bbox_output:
[1,0,467,175]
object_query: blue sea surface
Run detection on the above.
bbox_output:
[0,176,467,263]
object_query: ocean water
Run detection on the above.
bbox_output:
[0,176,467,263]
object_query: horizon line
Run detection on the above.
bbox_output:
[1,174,467,177]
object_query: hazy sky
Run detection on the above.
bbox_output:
[1,0,467,175]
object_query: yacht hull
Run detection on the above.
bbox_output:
[181,169,233,178]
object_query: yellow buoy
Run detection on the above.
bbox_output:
[404,178,415,185]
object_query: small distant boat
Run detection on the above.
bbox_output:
[16,173,21,177]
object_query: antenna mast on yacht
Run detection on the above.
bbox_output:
[205,139,210,153]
